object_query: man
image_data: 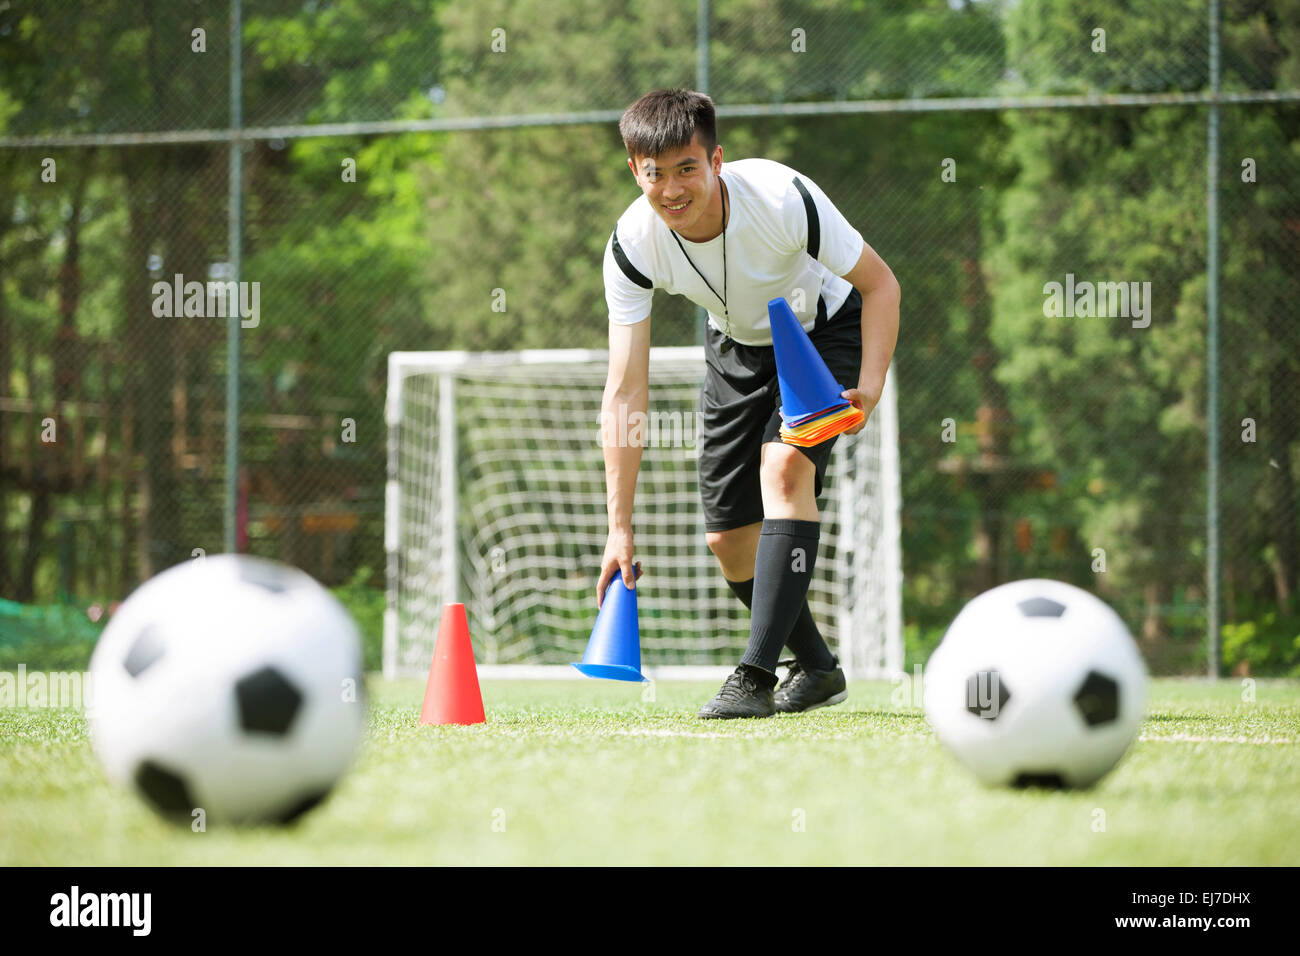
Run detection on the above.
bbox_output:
[597,89,899,718]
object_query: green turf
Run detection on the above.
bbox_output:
[2,677,1298,865]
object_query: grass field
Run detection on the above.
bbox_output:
[3,677,1298,866]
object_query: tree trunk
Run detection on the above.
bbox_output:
[964,247,1013,592]
[1266,359,1298,611]
[122,149,156,580]
[14,157,89,601]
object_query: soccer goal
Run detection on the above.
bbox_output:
[385,348,902,681]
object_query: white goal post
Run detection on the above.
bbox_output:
[384,348,902,681]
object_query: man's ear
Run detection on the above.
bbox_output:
[712,144,724,173]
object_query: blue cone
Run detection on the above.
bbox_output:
[768,297,850,423]
[572,576,647,682]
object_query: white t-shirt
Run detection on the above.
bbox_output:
[603,157,865,346]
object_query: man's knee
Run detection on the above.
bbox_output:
[760,445,815,502]
[706,524,761,578]
[706,528,745,564]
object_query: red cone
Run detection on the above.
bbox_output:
[419,603,486,725]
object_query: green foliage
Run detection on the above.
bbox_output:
[984,0,1300,658]
[330,567,385,673]
[903,621,947,669]
[1004,0,1208,94]
[0,601,102,671]
[1222,598,1300,677]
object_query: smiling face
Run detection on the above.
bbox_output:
[628,133,725,241]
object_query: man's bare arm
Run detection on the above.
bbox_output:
[596,316,651,605]
[839,240,900,431]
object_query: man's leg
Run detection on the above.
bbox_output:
[731,443,834,675]
[706,515,835,671]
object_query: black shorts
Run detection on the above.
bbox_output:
[698,289,863,533]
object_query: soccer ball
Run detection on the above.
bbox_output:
[88,555,366,825]
[923,579,1147,789]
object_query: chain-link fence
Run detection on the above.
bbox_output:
[2,0,1297,675]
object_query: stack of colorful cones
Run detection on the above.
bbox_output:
[768,297,864,447]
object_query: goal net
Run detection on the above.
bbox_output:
[385,348,901,680]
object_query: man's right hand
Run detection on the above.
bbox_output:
[597,530,641,608]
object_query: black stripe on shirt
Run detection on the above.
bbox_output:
[610,229,653,289]
[792,176,820,262]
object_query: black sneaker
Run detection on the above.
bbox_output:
[774,657,847,713]
[696,665,776,719]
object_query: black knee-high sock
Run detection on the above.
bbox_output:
[725,577,836,671]
[738,519,828,673]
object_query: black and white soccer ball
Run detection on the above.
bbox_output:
[88,555,366,825]
[923,579,1147,789]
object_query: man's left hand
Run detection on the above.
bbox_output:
[840,385,880,435]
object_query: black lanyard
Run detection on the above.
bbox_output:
[670,177,734,352]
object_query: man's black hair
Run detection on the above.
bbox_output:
[619,88,717,163]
